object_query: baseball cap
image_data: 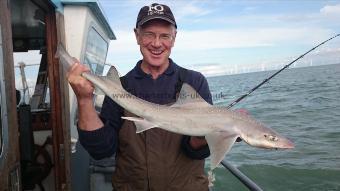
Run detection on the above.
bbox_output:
[136,3,177,28]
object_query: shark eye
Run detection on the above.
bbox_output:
[264,134,278,142]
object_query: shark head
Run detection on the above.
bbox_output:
[242,122,294,149]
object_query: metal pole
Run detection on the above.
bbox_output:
[18,62,30,104]
[221,160,263,191]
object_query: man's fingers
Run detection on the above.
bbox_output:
[67,62,91,81]
[67,62,80,80]
[72,62,90,75]
[65,61,94,100]
[68,75,95,99]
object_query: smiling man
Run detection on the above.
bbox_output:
[68,3,212,191]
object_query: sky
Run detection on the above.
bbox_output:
[98,0,340,76]
[12,0,340,94]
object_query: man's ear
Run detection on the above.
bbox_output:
[134,28,141,45]
[171,31,177,47]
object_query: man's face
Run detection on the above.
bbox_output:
[135,20,176,67]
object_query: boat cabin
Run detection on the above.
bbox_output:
[0,0,115,190]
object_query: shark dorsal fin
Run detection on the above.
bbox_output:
[171,83,211,108]
[92,66,123,96]
[106,66,123,88]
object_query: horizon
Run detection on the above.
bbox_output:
[206,62,340,78]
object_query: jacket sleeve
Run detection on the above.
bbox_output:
[181,71,212,160]
[77,96,123,160]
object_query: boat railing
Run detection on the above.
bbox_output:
[219,160,263,191]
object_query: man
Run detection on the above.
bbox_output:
[68,3,212,190]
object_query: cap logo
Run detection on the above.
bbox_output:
[147,4,164,15]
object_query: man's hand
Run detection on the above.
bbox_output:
[67,62,94,103]
[67,62,103,131]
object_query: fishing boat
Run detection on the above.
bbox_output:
[0,0,116,190]
[0,0,264,190]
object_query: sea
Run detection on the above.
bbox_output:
[206,64,340,191]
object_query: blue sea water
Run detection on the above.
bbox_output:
[206,64,340,191]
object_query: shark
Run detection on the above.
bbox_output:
[56,45,294,186]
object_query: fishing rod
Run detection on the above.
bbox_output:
[226,33,340,109]
[219,33,340,191]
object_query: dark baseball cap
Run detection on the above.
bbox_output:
[136,3,177,28]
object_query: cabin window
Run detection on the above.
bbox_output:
[83,27,108,75]
[14,51,43,107]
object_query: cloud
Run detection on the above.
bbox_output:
[108,27,333,54]
[106,26,337,76]
[320,3,340,17]
[99,0,214,29]
[108,30,138,53]
[174,3,212,20]
[274,3,340,24]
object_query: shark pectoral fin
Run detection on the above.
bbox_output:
[121,117,158,133]
[133,120,158,133]
[206,132,238,170]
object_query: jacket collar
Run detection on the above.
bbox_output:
[133,58,176,79]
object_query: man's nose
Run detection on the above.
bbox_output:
[151,36,162,47]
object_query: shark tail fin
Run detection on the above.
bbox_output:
[55,44,76,71]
